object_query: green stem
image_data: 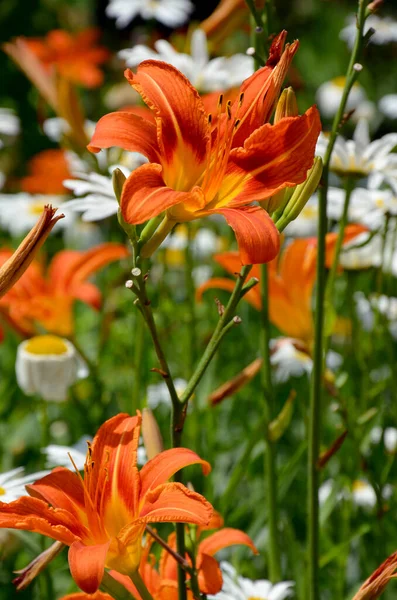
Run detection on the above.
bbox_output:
[184,224,197,375]
[325,176,355,305]
[308,3,368,597]
[140,217,176,258]
[129,258,251,600]
[179,264,252,406]
[220,413,268,514]
[175,523,187,600]
[130,570,154,600]
[376,213,390,295]
[259,262,281,582]
[133,313,145,412]
[101,571,135,599]
[138,215,163,248]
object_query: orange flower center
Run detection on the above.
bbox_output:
[200,92,244,206]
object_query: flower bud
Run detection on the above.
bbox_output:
[141,408,164,460]
[112,168,126,203]
[274,87,298,124]
[273,157,323,233]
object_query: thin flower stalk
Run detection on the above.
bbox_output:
[307,2,369,599]
[259,262,281,582]
[324,176,356,328]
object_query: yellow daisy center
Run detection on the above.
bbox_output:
[25,335,68,355]
[302,205,317,219]
[332,76,347,88]
[0,487,5,496]
[28,201,46,216]
[352,480,368,491]
[375,198,385,208]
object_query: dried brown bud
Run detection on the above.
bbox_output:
[208,357,263,405]
[0,205,63,298]
[13,541,64,591]
[352,551,397,599]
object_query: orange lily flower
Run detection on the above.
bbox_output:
[197,225,366,345]
[108,512,257,599]
[21,149,72,195]
[89,32,321,265]
[0,412,213,594]
[25,28,110,88]
[159,527,257,596]
[59,594,113,600]
[0,243,128,337]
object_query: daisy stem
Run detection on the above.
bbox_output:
[259,262,281,582]
[325,176,355,310]
[185,224,197,375]
[307,2,368,599]
[130,570,155,600]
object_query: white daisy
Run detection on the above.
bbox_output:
[43,117,96,143]
[42,437,90,470]
[147,378,187,409]
[351,480,378,508]
[270,338,313,383]
[119,29,254,93]
[0,108,20,149]
[315,77,367,120]
[356,292,397,338]
[106,0,193,29]
[0,192,70,235]
[339,231,387,271]
[208,562,294,600]
[316,119,397,184]
[384,427,397,453]
[63,171,121,222]
[16,335,88,402]
[0,468,50,503]
[284,195,318,238]
[379,94,397,120]
[319,478,391,509]
[327,186,397,230]
[340,14,397,48]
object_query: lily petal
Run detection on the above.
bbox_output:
[0,496,84,544]
[88,111,159,162]
[197,553,223,594]
[88,414,141,526]
[48,244,128,306]
[219,107,322,207]
[124,62,209,190]
[68,540,110,594]
[139,448,211,500]
[27,468,85,520]
[139,482,213,526]
[232,32,299,147]
[57,592,113,600]
[120,163,205,225]
[196,277,238,303]
[217,206,280,265]
[199,528,258,557]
